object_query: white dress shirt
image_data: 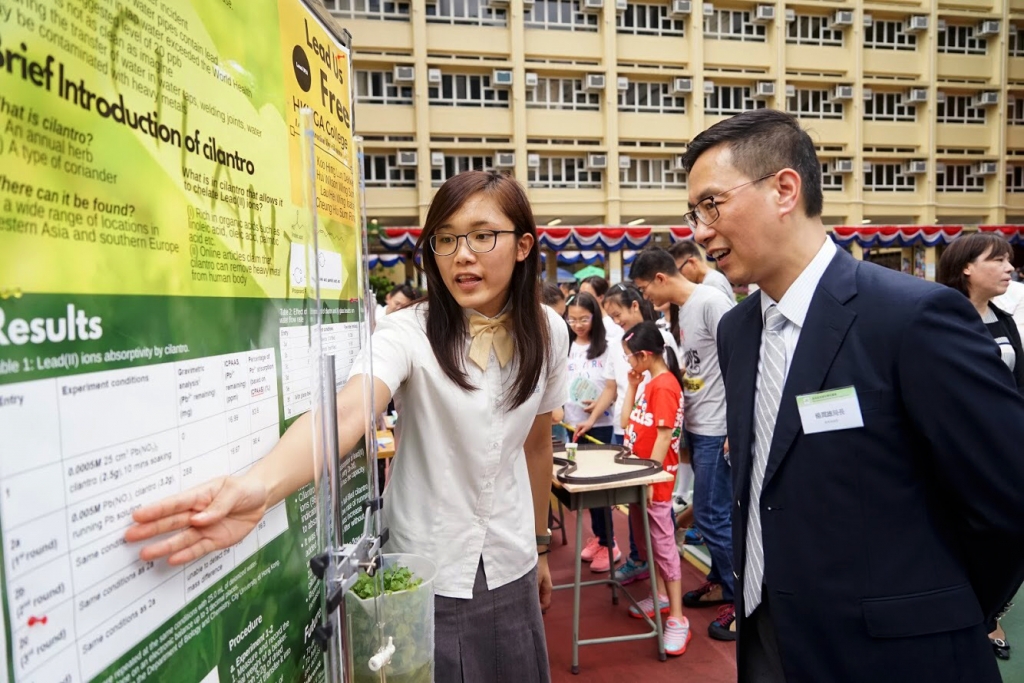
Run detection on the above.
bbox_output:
[758,237,837,380]
[349,303,569,598]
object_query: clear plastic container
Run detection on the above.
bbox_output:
[345,553,436,683]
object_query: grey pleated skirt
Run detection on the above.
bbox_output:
[434,560,551,683]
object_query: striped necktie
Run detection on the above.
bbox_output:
[743,304,787,616]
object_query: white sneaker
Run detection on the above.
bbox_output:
[664,616,693,656]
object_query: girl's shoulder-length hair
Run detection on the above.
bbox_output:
[414,171,551,409]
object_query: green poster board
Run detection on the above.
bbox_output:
[0,1,370,681]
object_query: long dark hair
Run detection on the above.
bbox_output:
[623,321,683,389]
[566,291,607,360]
[415,171,550,409]
[605,283,656,322]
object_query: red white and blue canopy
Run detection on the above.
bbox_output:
[830,226,963,248]
[978,225,1024,244]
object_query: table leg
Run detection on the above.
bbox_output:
[641,494,666,660]
[572,505,584,675]
[605,506,617,605]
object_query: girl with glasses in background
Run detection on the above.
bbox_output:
[565,291,621,572]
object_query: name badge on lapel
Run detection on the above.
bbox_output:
[796,386,864,434]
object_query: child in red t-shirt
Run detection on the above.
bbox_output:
[620,321,691,656]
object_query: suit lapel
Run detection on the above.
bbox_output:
[762,249,858,491]
[729,297,764,503]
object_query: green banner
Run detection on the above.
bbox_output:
[0,0,369,681]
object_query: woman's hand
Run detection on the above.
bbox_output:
[537,553,552,613]
[124,474,269,565]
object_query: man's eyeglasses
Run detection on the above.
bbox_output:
[567,316,593,326]
[682,172,778,231]
[429,229,517,256]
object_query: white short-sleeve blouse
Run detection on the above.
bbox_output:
[349,302,569,599]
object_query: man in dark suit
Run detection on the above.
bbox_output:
[679,108,1024,682]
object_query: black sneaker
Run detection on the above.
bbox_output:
[683,580,728,608]
[709,604,738,642]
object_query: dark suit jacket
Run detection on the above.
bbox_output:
[718,247,1024,683]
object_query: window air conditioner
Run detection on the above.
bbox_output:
[703,79,716,94]
[587,153,608,169]
[978,20,1000,38]
[863,88,873,99]
[430,152,445,167]
[393,66,415,82]
[755,81,776,99]
[975,162,998,175]
[906,16,928,33]
[935,162,946,173]
[674,154,687,170]
[831,10,853,28]
[615,0,627,12]
[494,152,516,168]
[936,91,947,103]
[671,77,693,94]
[671,0,692,16]
[427,68,442,84]
[703,3,714,17]
[937,19,947,32]
[487,0,509,6]
[397,151,418,166]
[905,160,927,174]
[906,88,928,103]
[583,0,604,10]
[785,9,795,23]
[586,74,607,90]
[527,153,541,168]
[785,84,796,98]
[863,161,874,174]
[619,155,632,169]
[974,91,999,107]
[617,76,630,91]
[832,85,854,101]
[525,72,538,87]
[753,5,774,23]
[863,13,873,27]
[492,70,513,87]
[831,159,854,174]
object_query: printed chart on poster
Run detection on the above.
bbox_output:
[0,0,370,681]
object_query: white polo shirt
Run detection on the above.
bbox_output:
[349,302,569,599]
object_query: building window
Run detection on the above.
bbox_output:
[426,0,507,25]
[525,0,599,32]
[617,3,685,36]
[355,70,413,105]
[364,154,416,187]
[326,0,410,21]
[431,154,498,186]
[787,88,844,120]
[528,157,603,189]
[937,95,986,124]
[1011,28,1024,57]
[864,162,916,192]
[864,92,917,122]
[1008,165,1024,192]
[526,78,600,111]
[1009,97,1024,124]
[618,81,687,114]
[936,164,985,193]
[864,20,917,51]
[937,24,987,55]
[704,86,766,115]
[703,9,767,42]
[428,74,511,107]
[786,15,843,46]
[620,157,686,189]
[821,163,844,191]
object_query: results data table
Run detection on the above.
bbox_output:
[0,349,288,682]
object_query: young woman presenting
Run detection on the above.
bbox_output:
[125,171,568,682]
